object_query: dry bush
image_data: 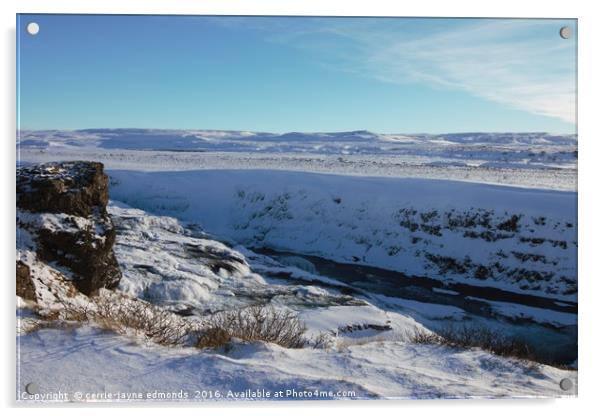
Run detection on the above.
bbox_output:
[410,325,536,362]
[438,325,535,361]
[61,294,194,347]
[195,327,232,349]
[18,301,86,334]
[196,305,307,349]
[49,296,313,351]
[19,318,83,334]
[59,301,96,322]
[408,327,443,345]
[309,332,334,349]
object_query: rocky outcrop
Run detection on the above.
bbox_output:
[17,161,109,217]
[17,161,121,296]
[16,261,36,301]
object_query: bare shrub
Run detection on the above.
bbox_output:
[195,327,232,349]
[60,294,193,347]
[19,319,83,334]
[59,300,96,322]
[43,296,311,351]
[410,324,536,362]
[438,325,535,361]
[408,327,443,345]
[309,332,334,349]
[196,305,307,349]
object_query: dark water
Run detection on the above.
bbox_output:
[256,248,577,366]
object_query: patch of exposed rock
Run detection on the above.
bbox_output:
[16,261,35,301]
[17,161,121,296]
[17,161,109,217]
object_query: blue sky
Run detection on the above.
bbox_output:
[17,15,577,134]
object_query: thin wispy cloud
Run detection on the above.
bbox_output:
[250,18,577,124]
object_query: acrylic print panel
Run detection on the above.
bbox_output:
[16,14,577,402]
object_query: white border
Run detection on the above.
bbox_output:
[2,1,601,415]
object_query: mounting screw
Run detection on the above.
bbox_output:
[559,378,573,391]
[559,26,572,39]
[25,382,39,395]
[26,22,40,36]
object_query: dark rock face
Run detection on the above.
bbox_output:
[35,217,122,295]
[17,161,121,295]
[17,161,109,217]
[16,261,36,301]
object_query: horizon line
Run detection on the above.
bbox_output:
[16,127,577,136]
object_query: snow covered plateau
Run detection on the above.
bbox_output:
[16,129,578,401]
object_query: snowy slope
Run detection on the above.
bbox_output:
[17,201,577,401]
[109,169,577,300]
[18,326,576,402]
[108,202,372,317]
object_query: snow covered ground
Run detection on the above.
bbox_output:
[18,201,577,401]
[108,169,577,300]
[18,129,577,190]
[108,202,376,319]
[18,325,576,402]
[16,129,578,401]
